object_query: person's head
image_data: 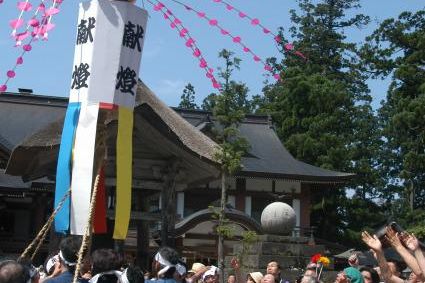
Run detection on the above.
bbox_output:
[301,275,319,283]
[152,247,180,278]
[337,267,364,283]
[247,272,263,283]
[16,257,39,283]
[228,274,236,283]
[44,254,61,276]
[91,249,120,275]
[0,260,30,283]
[202,266,219,283]
[304,270,316,278]
[359,267,379,283]
[261,274,276,283]
[266,261,281,279]
[59,236,82,273]
[124,266,145,283]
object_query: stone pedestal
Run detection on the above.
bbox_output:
[225,234,326,280]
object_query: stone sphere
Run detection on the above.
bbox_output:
[260,202,296,235]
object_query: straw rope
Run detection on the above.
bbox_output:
[19,188,71,261]
[72,167,102,283]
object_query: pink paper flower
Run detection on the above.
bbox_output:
[7,70,16,78]
[253,55,261,62]
[28,18,40,27]
[232,36,241,43]
[193,49,201,57]
[220,29,229,35]
[199,58,207,68]
[10,19,24,30]
[251,19,260,25]
[209,19,218,26]
[179,28,188,37]
[226,4,233,10]
[44,7,59,16]
[264,65,272,71]
[185,38,194,47]
[23,44,32,51]
[274,74,281,80]
[284,43,294,51]
[238,12,246,18]
[16,57,24,65]
[263,28,271,34]
[243,47,250,52]
[0,85,7,92]
[173,18,182,25]
[18,1,32,11]
[197,12,206,18]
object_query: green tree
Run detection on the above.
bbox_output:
[259,0,383,245]
[201,93,217,111]
[210,49,250,282]
[362,10,425,226]
[178,83,198,109]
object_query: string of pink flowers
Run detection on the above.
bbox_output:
[0,0,63,92]
[168,0,280,81]
[147,0,222,90]
[209,0,306,60]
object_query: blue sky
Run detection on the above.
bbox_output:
[0,0,423,109]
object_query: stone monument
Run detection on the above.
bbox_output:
[226,202,326,281]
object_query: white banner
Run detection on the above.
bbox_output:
[69,0,148,109]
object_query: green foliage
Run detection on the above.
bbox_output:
[362,10,425,209]
[178,83,199,109]
[257,0,382,246]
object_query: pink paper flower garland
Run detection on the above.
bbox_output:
[148,0,222,90]
[171,0,280,81]
[0,0,62,92]
[209,0,306,60]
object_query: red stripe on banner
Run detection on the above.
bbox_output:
[100,102,118,110]
[93,166,107,234]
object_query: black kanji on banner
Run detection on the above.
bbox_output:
[116,66,137,95]
[71,63,91,90]
[76,17,96,45]
[122,21,144,52]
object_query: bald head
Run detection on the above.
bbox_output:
[0,261,29,283]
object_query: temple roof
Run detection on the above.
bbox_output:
[2,83,354,183]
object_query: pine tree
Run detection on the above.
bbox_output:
[362,9,425,230]
[178,83,198,109]
[260,0,383,244]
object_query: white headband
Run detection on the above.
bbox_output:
[59,251,77,266]
[176,263,186,276]
[155,252,175,277]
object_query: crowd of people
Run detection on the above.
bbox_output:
[0,226,424,283]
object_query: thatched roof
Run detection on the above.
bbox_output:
[5,82,220,179]
[136,81,218,162]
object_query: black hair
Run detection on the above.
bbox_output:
[267,260,281,269]
[158,247,179,265]
[360,266,380,283]
[91,249,121,275]
[0,260,30,283]
[126,266,145,283]
[60,236,82,264]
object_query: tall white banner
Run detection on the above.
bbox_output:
[69,0,148,109]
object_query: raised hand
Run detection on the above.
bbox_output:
[385,227,402,248]
[404,234,420,252]
[230,257,241,270]
[362,231,383,252]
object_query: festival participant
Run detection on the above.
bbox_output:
[89,249,121,283]
[246,272,263,283]
[362,231,404,283]
[0,260,30,283]
[385,227,424,281]
[44,236,86,283]
[261,274,276,283]
[334,267,364,283]
[125,266,145,283]
[17,257,40,283]
[227,274,236,283]
[359,267,380,283]
[185,263,209,283]
[202,266,219,283]
[266,261,285,283]
[146,247,180,283]
[43,254,63,282]
[404,233,425,282]
[299,275,318,283]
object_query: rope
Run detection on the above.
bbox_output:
[19,188,71,261]
[72,168,102,283]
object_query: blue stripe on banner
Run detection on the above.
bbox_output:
[54,102,81,233]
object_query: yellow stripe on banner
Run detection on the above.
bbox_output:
[113,106,133,239]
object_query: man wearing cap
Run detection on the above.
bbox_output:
[186,263,208,283]
[146,247,180,283]
[44,236,87,283]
